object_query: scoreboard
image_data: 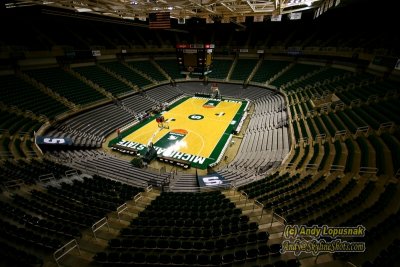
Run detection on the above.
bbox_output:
[176,44,214,76]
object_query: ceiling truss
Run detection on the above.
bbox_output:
[6,0,324,22]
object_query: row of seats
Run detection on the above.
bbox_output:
[93,243,295,266]
[0,158,72,187]
[101,61,153,90]
[24,67,106,105]
[0,172,144,266]
[0,74,70,118]
[94,191,295,266]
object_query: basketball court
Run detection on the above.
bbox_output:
[109,96,247,169]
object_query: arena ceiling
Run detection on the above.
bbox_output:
[5,0,336,22]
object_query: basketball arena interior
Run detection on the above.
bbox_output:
[0,0,399,266]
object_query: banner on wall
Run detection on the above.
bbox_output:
[253,15,264,22]
[92,50,101,57]
[35,136,73,145]
[271,15,282,21]
[288,12,302,20]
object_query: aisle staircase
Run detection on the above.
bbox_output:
[52,186,160,267]
[226,57,238,81]
[267,62,295,86]
[151,60,171,81]
[64,67,114,100]
[96,64,139,92]
[17,71,78,111]
[121,61,158,86]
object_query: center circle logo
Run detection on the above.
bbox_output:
[188,114,204,120]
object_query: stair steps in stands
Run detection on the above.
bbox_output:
[267,62,295,86]
[151,59,171,81]
[122,61,158,85]
[97,63,139,92]
[226,56,238,81]
[222,189,285,238]
[17,71,78,112]
[53,188,160,267]
[65,67,114,100]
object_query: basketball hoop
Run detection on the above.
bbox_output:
[211,83,220,99]
[185,66,194,80]
[211,83,218,91]
[162,121,169,129]
[156,116,169,129]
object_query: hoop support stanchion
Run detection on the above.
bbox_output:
[92,217,110,240]
[53,239,81,267]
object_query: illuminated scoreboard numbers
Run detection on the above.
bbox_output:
[176,44,214,76]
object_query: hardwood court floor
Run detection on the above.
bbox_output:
[124,97,242,158]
